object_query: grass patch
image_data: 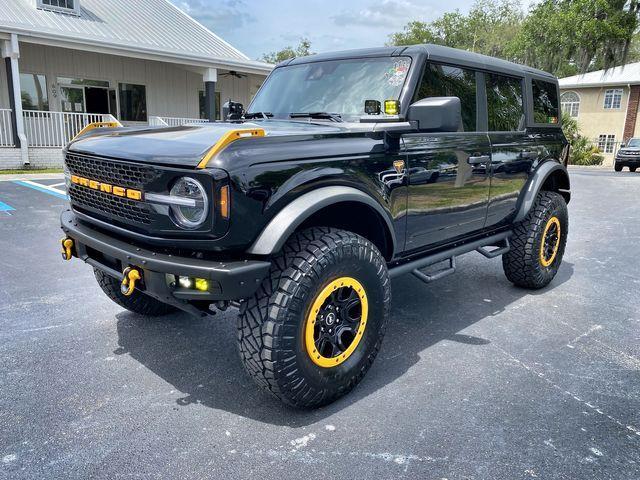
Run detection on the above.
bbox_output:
[0,168,63,175]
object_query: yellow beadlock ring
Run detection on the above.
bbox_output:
[304,277,368,368]
[540,216,561,267]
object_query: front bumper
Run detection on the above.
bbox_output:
[60,209,271,306]
[615,155,640,165]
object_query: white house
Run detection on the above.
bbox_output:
[0,0,272,169]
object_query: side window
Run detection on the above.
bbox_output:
[532,80,559,124]
[485,73,524,132]
[414,63,477,132]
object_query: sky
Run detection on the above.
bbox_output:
[170,0,537,61]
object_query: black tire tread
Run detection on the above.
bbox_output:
[237,227,390,408]
[502,191,568,289]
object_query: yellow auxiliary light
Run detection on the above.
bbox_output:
[194,278,209,292]
[384,100,400,116]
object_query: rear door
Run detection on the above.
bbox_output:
[484,73,536,227]
[403,63,491,251]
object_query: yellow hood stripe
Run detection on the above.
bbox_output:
[72,121,123,142]
[197,128,265,169]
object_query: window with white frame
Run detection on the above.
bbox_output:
[37,0,80,15]
[598,134,616,154]
[560,91,580,117]
[603,89,623,109]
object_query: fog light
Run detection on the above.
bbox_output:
[178,276,193,289]
[195,278,209,291]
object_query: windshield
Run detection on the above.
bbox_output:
[248,57,412,121]
[627,138,640,147]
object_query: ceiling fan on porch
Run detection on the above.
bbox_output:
[219,70,247,79]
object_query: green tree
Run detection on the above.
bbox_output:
[261,38,313,64]
[388,0,524,59]
[513,0,640,76]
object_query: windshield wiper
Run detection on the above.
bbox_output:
[289,112,343,122]
[244,112,273,119]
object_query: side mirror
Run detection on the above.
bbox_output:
[620,143,626,148]
[407,97,462,132]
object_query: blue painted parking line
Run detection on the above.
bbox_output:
[0,199,14,212]
[13,180,68,200]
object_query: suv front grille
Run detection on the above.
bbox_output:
[65,153,158,227]
[65,153,158,189]
[68,184,152,224]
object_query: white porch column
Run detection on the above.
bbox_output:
[1,34,28,165]
[203,68,217,122]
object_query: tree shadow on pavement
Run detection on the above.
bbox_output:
[114,259,574,427]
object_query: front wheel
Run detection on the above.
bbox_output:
[502,191,568,289]
[614,163,623,172]
[237,227,391,408]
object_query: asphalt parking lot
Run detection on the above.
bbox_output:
[1,167,639,479]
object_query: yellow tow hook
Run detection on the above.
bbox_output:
[120,267,142,296]
[61,237,74,261]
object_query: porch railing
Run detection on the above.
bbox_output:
[149,115,211,127]
[0,109,14,147]
[22,111,119,147]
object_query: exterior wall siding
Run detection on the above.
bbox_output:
[561,86,630,165]
[1,42,266,119]
[0,147,62,169]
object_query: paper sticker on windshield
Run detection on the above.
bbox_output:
[385,60,410,87]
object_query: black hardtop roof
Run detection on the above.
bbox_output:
[284,44,556,81]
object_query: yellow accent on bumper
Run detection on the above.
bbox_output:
[120,267,142,297]
[197,128,265,169]
[304,277,368,368]
[61,237,74,261]
[72,120,123,141]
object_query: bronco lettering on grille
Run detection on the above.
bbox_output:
[70,175,143,201]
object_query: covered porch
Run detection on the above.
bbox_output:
[0,33,270,169]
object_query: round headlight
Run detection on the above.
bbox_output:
[169,177,208,229]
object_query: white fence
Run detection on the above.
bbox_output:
[0,109,14,147]
[149,115,211,127]
[22,111,119,147]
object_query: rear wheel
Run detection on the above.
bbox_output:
[502,191,568,289]
[614,164,623,172]
[94,268,176,316]
[237,227,391,408]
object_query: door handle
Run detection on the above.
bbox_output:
[467,155,490,165]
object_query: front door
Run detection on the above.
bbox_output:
[403,133,491,250]
[402,62,491,252]
[85,87,110,114]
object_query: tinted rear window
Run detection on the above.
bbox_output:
[485,73,525,132]
[532,80,559,124]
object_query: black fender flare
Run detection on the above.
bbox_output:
[247,185,396,256]
[514,161,570,223]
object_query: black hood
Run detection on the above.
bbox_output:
[67,120,356,168]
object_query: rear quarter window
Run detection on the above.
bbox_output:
[532,80,560,125]
[485,73,525,132]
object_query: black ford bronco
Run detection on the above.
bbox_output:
[60,45,570,408]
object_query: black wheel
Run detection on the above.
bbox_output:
[94,268,176,316]
[614,164,623,172]
[502,191,568,289]
[630,167,637,173]
[237,227,391,408]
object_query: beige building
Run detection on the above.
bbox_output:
[559,63,640,165]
